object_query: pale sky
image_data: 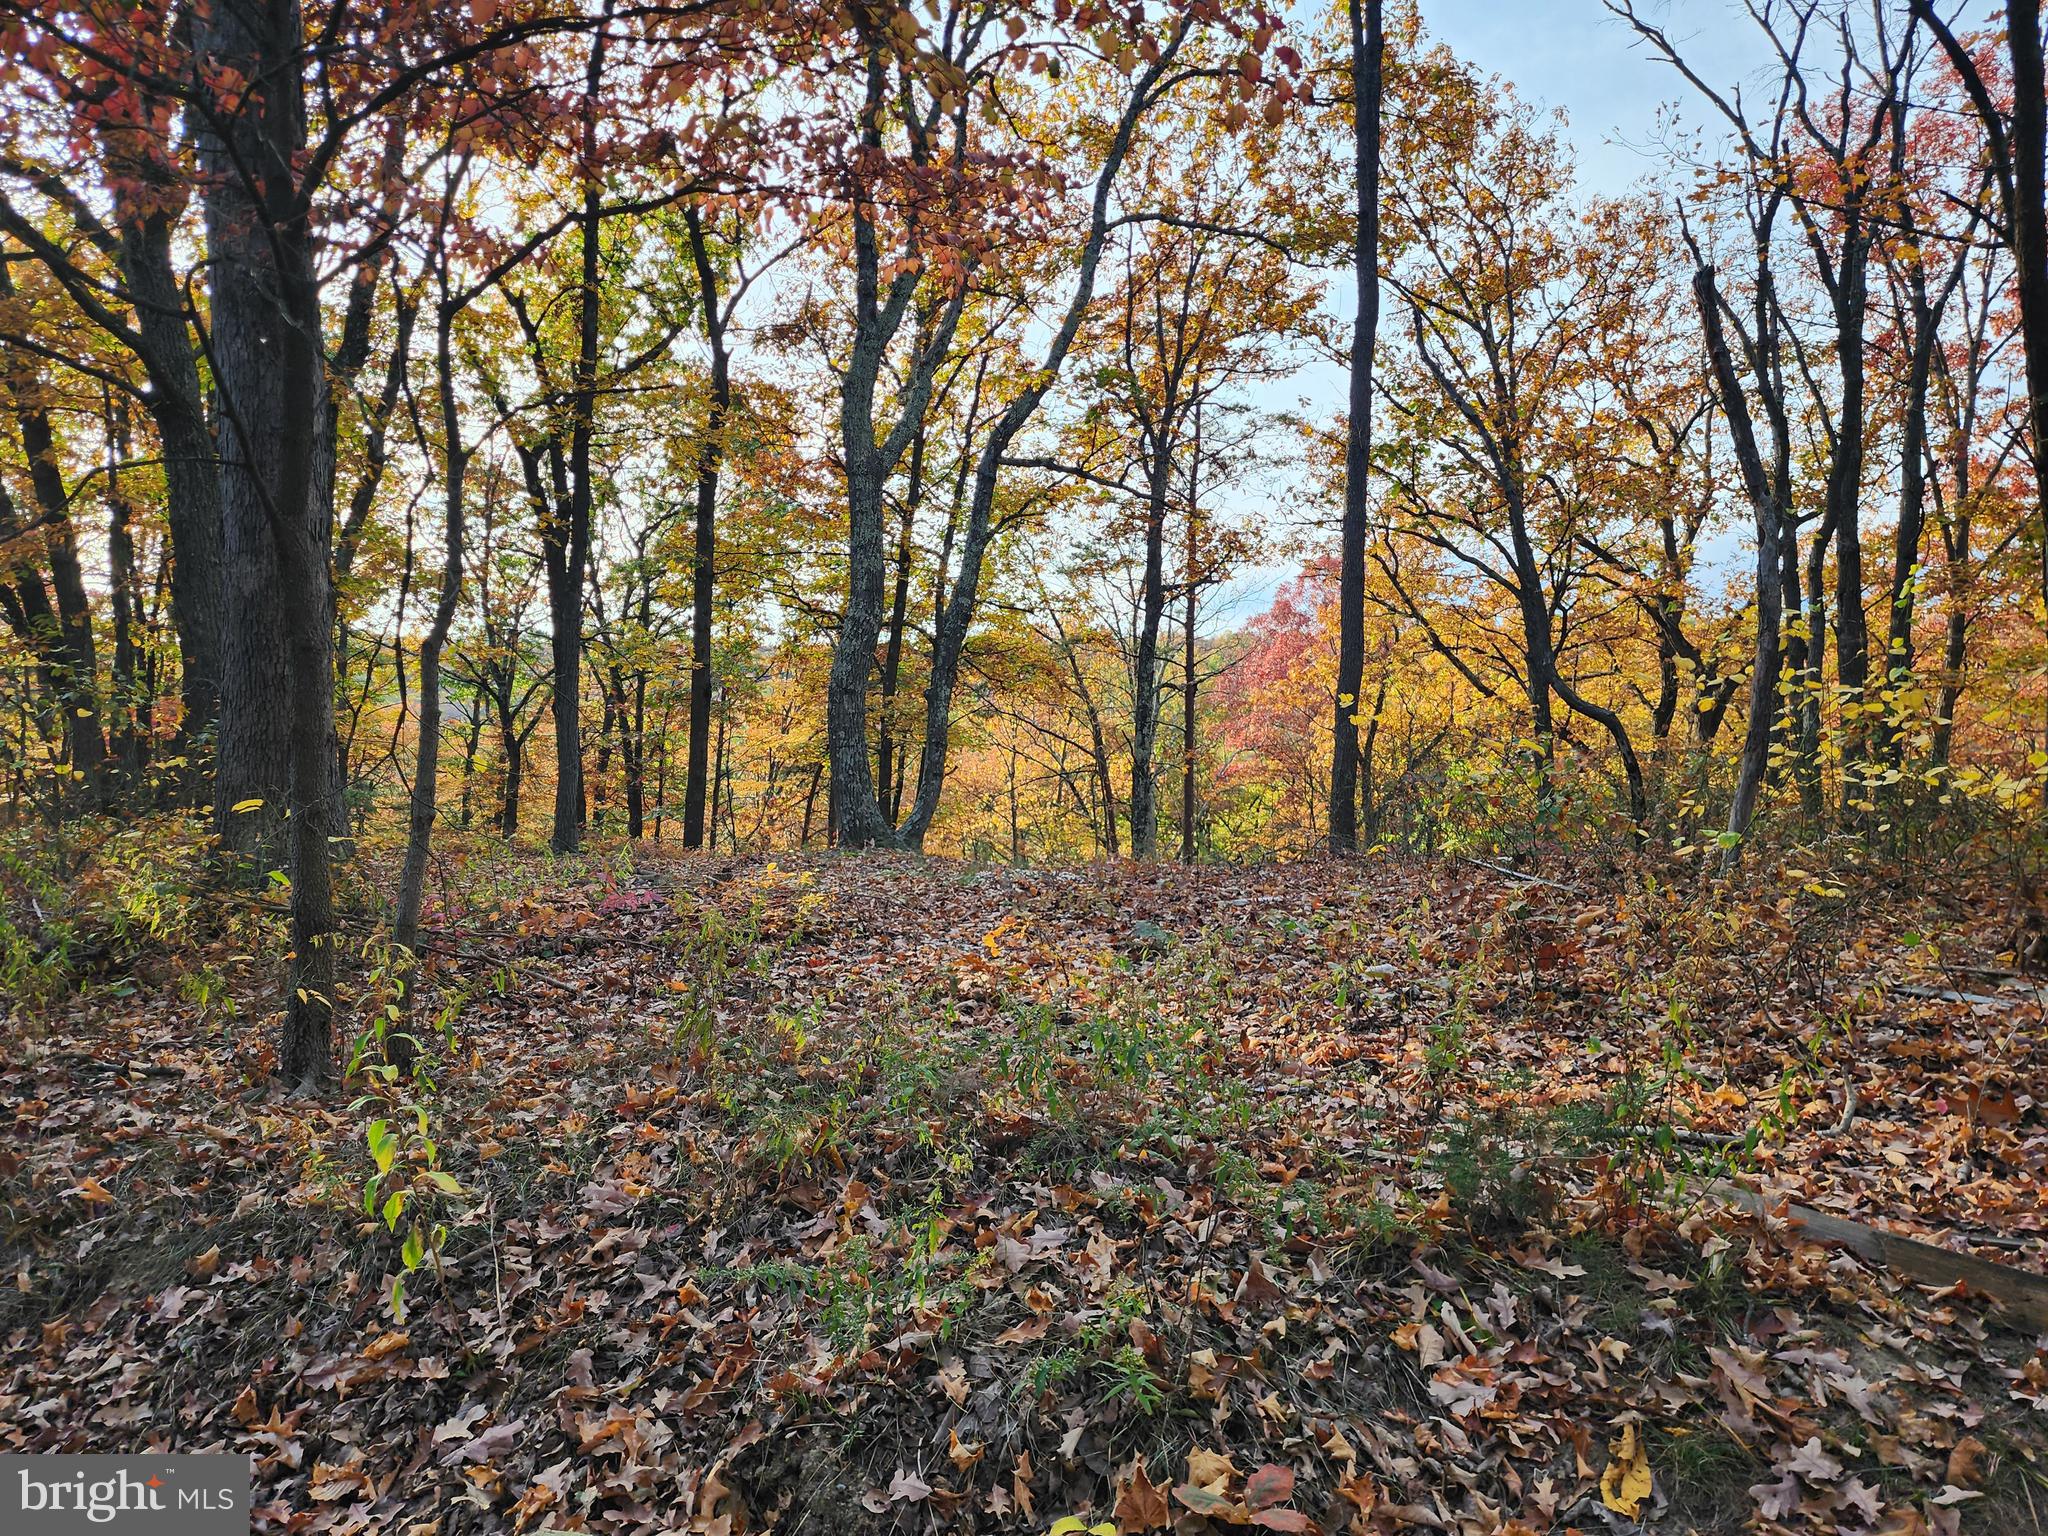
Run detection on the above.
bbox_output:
[1213,0,1773,624]
[1424,0,1770,198]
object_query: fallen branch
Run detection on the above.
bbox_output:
[1706,1179,2048,1332]
[1461,857,1582,893]
[1890,981,2043,1009]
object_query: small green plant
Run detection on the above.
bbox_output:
[348,944,468,1322]
[1096,1343,1166,1415]
[357,1096,465,1322]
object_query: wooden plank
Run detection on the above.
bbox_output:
[1706,1180,2048,1333]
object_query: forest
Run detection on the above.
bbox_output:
[2,0,2047,1531]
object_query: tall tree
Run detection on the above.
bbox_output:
[1913,0,2048,684]
[1328,0,1382,856]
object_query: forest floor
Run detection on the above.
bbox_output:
[4,842,2048,1535]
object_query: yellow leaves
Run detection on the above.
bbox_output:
[230,797,266,813]
[1046,1520,1116,1536]
[66,1175,115,1204]
[1599,1421,1654,1518]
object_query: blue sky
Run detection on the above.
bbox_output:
[1424,0,1769,197]
[1214,0,1771,625]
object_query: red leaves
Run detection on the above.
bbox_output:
[1245,1463,1308,1530]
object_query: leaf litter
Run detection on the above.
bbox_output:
[3,848,2045,1533]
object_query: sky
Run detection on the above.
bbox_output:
[1211,0,1773,625]
[1423,0,1769,198]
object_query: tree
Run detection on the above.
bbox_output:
[1328,0,1382,855]
[1913,0,2048,659]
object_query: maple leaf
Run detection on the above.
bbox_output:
[1116,1459,1171,1533]
[1245,1463,1294,1510]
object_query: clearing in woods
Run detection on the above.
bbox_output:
[5,847,2046,1534]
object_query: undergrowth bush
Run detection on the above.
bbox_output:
[0,813,212,1014]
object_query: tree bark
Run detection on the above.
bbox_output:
[1129,467,1169,861]
[896,34,1188,850]
[197,4,296,870]
[546,10,611,856]
[195,0,339,1088]
[394,301,470,1016]
[1694,265,1784,870]
[1329,0,1383,855]
[682,203,728,850]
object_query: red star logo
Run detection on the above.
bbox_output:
[147,1476,164,1488]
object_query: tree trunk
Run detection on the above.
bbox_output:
[2012,0,2048,677]
[0,285,106,806]
[1179,560,1197,864]
[1129,469,1170,861]
[1329,0,1383,856]
[499,713,523,836]
[546,14,610,856]
[115,211,229,771]
[1694,265,1784,870]
[625,670,646,839]
[895,37,1186,851]
[106,394,142,784]
[194,0,337,1087]
[682,204,727,850]
[197,16,296,869]
[1827,216,1874,812]
[394,306,470,1016]
[876,441,920,830]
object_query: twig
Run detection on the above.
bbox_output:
[1462,857,1582,894]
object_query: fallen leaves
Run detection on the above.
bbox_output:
[1598,1421,1653,1518]
[1115,1458,1171,1532]
[8,849,2047,1536]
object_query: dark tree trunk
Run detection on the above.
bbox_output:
[1825,216,1874,808]
[195,0,339,1088]
[546,13,611,856]
[394,303,470,1004]
[1694,265,1784,870]
[1179,558,1197,864]
[2013,2,2048,661]
[682,204,727,850]
[0,282,106,805]
[1923,1,2048,672]
[898,41,1185,852]
[875,438,920,830]
[0,476,61,736]
[197,7,296,869]
[1329,0,1383,855]
[1129,466,1170,861]
[499,714,523,837]
[106,395,142,783]
[825,41,965,851]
